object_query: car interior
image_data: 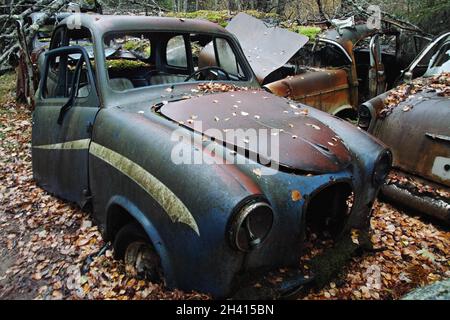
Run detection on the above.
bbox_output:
[46,27,250,95]
[101,31,249,91]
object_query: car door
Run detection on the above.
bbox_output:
[368,34,386,98]
[32,45,100,207]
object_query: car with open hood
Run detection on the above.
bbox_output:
[358,32,450,223]
[31,14,391,297]
[223,13,431,120]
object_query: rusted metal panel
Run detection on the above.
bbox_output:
[321,24,379,53]
[383,170,449,223]
[264,68,352,114]
[75,14,230,36]
[372,91,450,187]
[159,90,352,173]
[225,13,309,83]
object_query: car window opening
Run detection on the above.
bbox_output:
[102,31,249,92]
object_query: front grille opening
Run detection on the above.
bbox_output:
[305,183,354,240]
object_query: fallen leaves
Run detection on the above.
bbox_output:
[379,72,450,118]
[197,82,249,93]
[304,200,450,300]
[387,170,450,201]
[0,99,449,300]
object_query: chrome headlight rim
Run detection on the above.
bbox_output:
[228,199,274,252]
[373,149,392,185]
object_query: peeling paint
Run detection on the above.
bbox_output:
[89,142,200,235]
[33,138,91,150]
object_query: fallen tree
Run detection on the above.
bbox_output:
[0,0,70,75]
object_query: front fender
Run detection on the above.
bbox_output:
[89,107,265,297]
[305,107,389,228]
[105,195,176,287]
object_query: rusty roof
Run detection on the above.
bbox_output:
[321,24,379,46]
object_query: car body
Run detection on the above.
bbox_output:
[226,13,431,120]
[358,32,450,223]
[31,14,390,297]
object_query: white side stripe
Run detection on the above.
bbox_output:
[89,142,200,236]
[33,138,91,150]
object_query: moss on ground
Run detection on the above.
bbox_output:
[166,10,278,28]
[106,59,150,70]
[166,10,322,41]
[288,25,322,40]
[122,39,151,57]
[310,230,372,288]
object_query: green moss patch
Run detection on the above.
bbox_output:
[166,10,279,28]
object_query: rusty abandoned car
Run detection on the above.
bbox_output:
[226,13,431,120]
[358,32,450,223]
[31,14,391,297]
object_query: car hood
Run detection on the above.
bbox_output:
[160,90,352,174]
[225,13,309,83]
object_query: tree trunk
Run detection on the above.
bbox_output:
[317,0,327,20]
[277,0,287,15]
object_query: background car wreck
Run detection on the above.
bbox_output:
[358,32,450,223]
[225,13,431,120]
[29,14,391,297]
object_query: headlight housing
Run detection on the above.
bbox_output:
[228,200,274,252]
[373,150,392,185]
[358,104,372,131]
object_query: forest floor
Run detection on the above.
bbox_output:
[0,73,449,300]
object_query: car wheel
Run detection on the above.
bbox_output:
[113,222,163,282]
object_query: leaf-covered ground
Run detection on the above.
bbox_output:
[0,76,449,299]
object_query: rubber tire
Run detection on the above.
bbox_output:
[113,222,150,260]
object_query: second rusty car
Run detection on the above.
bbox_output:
[32,14,391,297]
[225,13,431,120]
[358,32,450,223]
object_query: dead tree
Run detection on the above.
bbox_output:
[0,0,70,74]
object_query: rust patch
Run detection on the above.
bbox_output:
[291,190,302,202]
[264,68,352,114]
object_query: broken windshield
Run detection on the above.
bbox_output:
[424,35,450,76]
[102,31,249,91]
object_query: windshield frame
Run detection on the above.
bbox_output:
[100,29,255,94]
[423,36,450,77]
[407,32,450,77]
